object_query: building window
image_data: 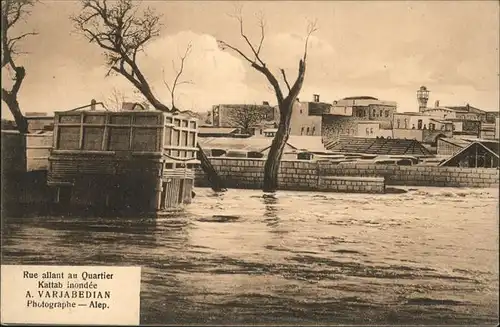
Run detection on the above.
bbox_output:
[306,127,310,135]
[370,128,373,135]
[300,109,303,114]
[379,110,383,117]
[404,119,408,129]
[385,110,389,118]
[366,128,369,136]
[312,126,316,135]
[301,127,304,135]
[417,119,423,129]
[397,119,400,128]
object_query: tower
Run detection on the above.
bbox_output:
[417,86,430,113]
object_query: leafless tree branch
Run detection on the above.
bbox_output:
[303,19,318,61]
[280,68,291,92]
[161,42,193,110]
[72,0,170,112]
[1,0,38,133]
[105,87,127,111]
[226,6,265,67]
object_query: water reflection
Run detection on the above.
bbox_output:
[262,194,279,225]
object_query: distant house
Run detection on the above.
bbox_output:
[321,96,397,143]
[289,94,332,136]
[325,136,432,157]
[439,140,499,168]
[331,96,397,121]
[423,104,487,122]
[211,102,278,128]
[446,104,487,122]
[479,122,498,140]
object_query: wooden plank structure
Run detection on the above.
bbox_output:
[47,108,200,215]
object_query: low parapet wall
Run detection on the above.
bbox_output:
[195,158,318,191]
[318,162,499,188]
[195,157,499,190]
[318,176,385,193]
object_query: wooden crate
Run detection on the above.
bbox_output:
[48,110,199,213]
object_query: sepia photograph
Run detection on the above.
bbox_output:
[1,0,499,325]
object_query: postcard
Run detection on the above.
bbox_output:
[1,0,498,325]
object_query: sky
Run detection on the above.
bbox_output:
[1,0,499,119]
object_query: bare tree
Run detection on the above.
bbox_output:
[162,43,193,111]
[1,0,38,133]
[104,87,149,111]
[105,87,126,111]
[72,0,226,192]
[71,0,171,112]
[217,8,317,192]
[225,105,266,134]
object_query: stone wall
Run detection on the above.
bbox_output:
[195,158,500,190]
[195,158,319,191]
[317,162,499,188]
[318,176,385,193]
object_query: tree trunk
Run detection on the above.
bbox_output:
[263,100,293,192]
[1,90,28,134]
[196,142,227,192]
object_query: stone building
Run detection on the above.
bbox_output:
[320,96,396,143]
[211,102,278,129]
[392,112,453,142]
[289,94,331,136]
[321,115,392,142]
[418,92,490,137]
[331,96,397,122]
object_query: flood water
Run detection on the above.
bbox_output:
[2,187,499,325]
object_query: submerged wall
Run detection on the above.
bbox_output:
[195,158,499,190]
